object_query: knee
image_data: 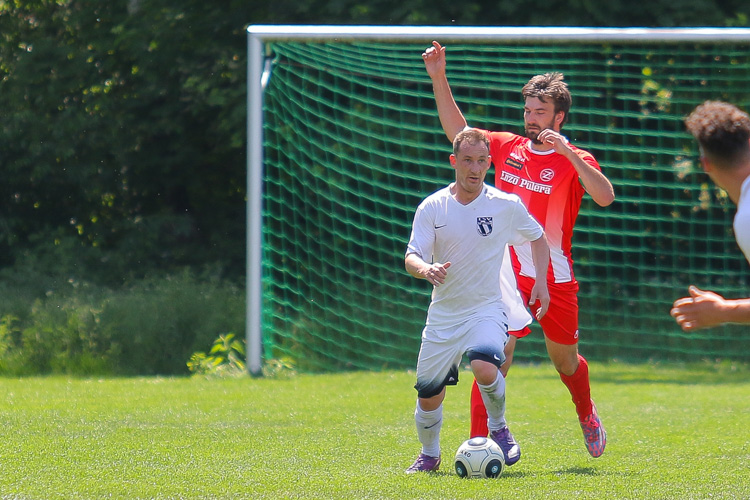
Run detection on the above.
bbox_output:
[546,341,580,376]
[471,361,500,386]
[553,357,578,376]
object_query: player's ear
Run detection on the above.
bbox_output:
[554,110,565,128]
[450,154,457,167]
[699,154,712,173]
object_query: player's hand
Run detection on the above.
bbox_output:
[423,261,451,286]
[670,286,728,331]
[529,283,550,320]
[422,41,446,79]
[536,129,572,155]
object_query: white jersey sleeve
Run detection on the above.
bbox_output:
[405,189,442,262]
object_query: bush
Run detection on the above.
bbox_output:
[0,269,245,376]
[187,333,246,377]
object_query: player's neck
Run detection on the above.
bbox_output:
[449,182,482,205]
[729,167,750,205]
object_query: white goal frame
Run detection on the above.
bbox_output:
[246,24,750,376]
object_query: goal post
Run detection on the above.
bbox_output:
[247,25,750,375]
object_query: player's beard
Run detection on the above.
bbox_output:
[525,117,557,144]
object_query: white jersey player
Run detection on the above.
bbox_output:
[404,128,550,473]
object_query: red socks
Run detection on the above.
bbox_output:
[470,378,489,438]
[470,354,593,436]
[559,354,593,421]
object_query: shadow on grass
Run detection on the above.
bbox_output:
[497,468,598,480]
[422,465,636,480]
[552,466,598,476]
[425,467,600,480]
[503,466,633,479]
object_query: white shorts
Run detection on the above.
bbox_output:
[414,312,509,399]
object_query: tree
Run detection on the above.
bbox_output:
[1,0,747,283]
[0,0,248,282]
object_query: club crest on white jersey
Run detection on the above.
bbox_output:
[477,217,493,237]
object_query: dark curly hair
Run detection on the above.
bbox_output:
[685,101,750,169]
[522,72,572,126]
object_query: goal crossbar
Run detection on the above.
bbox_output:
[248,25,750,43]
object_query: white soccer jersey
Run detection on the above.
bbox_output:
[406,184,544,329]
[735,175,750,264]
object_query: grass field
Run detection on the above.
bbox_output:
[1,361,749,499]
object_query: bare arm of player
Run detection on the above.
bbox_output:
[422,41,467,142]
[405,252,452,287]
[670,286,750,331]
[528,234,551,319]
[537,129,615,207]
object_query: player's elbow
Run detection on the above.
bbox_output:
[444,123,470,143]
[405,253,420,276]
[596,191,615,207]
[591,186,615,207]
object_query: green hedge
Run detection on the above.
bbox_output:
[0,269,245,376]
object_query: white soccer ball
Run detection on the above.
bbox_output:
[454,437,505,479]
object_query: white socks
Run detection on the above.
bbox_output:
[477,371,507,431]
[414,402,442,457]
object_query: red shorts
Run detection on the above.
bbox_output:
[512,274,580,345]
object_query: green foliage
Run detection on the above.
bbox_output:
[0,270,245,376]
[261,356,297,378]
[187,332,246,377]
[0,315,18,372]
[486,0,750,27]
[16,296,113,376]
[1,0,748,285]
[0,0,248,282]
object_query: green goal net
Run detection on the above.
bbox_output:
[252,28,750,373]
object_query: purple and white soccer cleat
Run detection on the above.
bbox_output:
[490,426,521,466]
[405,453,441,474]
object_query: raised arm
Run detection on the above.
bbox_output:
[422,41,467,142]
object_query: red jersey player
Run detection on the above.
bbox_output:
[423,41,615,461]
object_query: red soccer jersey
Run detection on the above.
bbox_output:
[484,130,600,284]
